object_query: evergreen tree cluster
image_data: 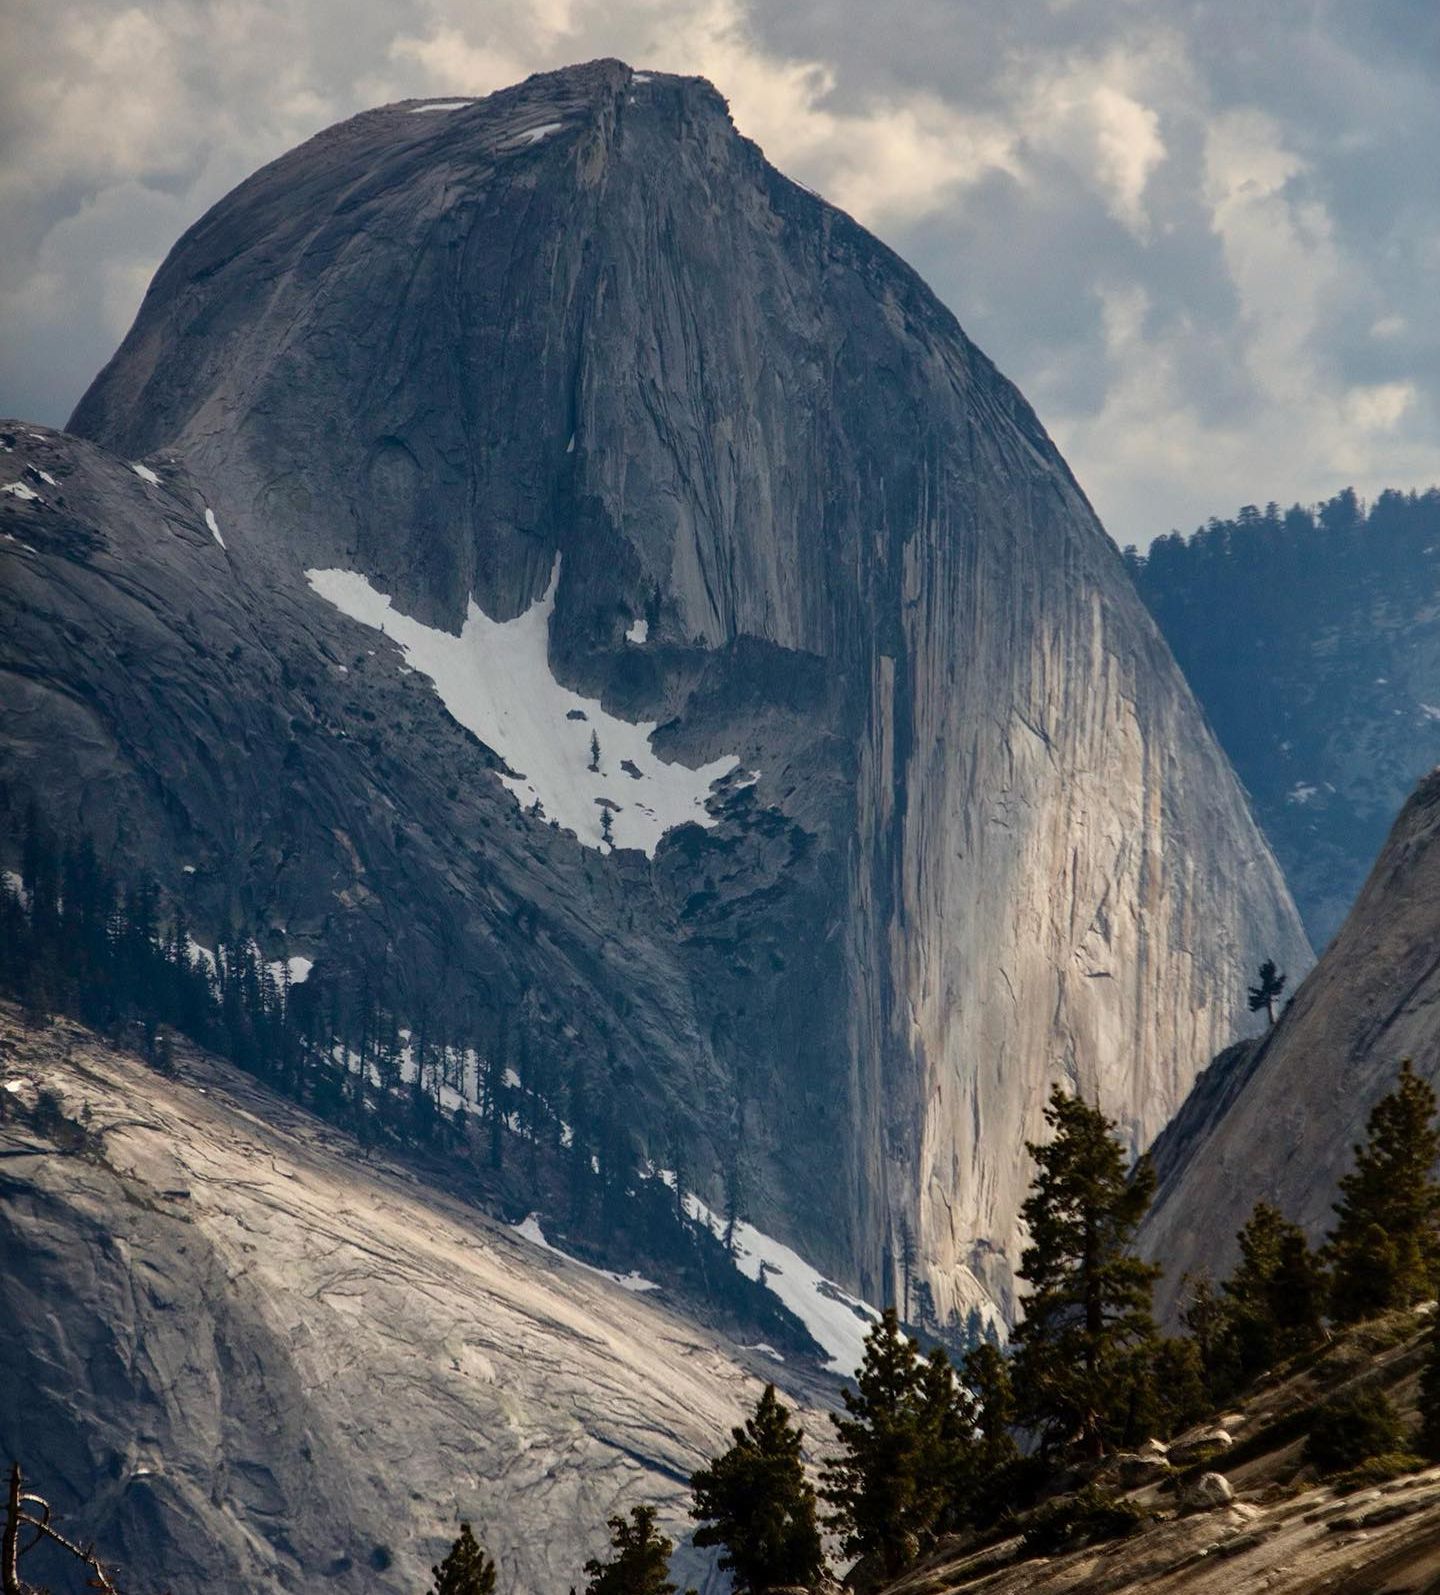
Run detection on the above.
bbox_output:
[0,809,814,1351]
[432,1063,1440,1595]
[1123,486,1439,660]
[1180,1060,1440,1414]
[1124,487,1440,942]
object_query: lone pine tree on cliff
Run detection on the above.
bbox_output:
[1247,959,1286,1026]
[1009,1087,1160,1459]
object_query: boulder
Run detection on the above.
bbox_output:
[1169,1428,1234,1467]
[1182,1472,1235,1512]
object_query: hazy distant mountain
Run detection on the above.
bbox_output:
[1126,487,1440,947]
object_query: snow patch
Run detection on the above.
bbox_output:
[269,955,314,986]
[671,1179,880,1374]
[204,508,226,548]
[3,481,40,501]
[517,122,562,145]
[33,468,56,487]
[625,617,649,645]
[512,1214,659,1293]
[186,938,217,973]
[410,101,471,113]
[745,1343,785,1363]
[1286,782,1318,805]
[633,73,652,83]
[1420,704,1440,722]
[305,560,738,855]
[131,463,161,485]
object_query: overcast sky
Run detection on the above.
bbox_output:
[5,0,1440,545]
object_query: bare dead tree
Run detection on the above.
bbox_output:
[4,1461,157,1595]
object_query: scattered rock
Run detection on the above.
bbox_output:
[1097,1451,1172,1490]
[1169,1429,1234,1467]
[1182,1472,1235,1512]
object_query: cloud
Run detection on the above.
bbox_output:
[3,0,1440,543]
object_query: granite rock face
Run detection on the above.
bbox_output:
[0,1011,822,1595]
[1142,768,1440,1317]
[6,60,1308,1322]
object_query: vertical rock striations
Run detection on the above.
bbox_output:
[13,60,1308,1321]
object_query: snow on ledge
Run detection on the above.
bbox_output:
[204,508,226,548]
[269,955,313,986]
[664,1175,881,1375]
[132,462,161,485]
[625,617,649,645]
[512,1214,659,1293]
[516,122,563,145]
[410,101,471,113]
[305,560,738,855]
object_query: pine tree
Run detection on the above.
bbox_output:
[431,1523,497,1595]
[962,1344,1017,1475]
[1009,1088,1161,1459]
[589,731,602,773]
[916,1346,981,1537]
[689,1384,824,1594]
[897,1216,917,1324]
[1143,1337,1209,1438]
[821,1309,932,1576]
[1221,1201,1325,1380]
[1328,1061,1440,1322]
[582,1506,684,1595]
[1247,959,1286,1025]
[1178,1271,1227,1393]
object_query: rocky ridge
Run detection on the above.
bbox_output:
[1141,767,1440,1314]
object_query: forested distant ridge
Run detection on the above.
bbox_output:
[1125,487,1440,946]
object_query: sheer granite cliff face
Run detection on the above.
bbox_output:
[1142,769,1440,1319]
[10,60,1308,1322]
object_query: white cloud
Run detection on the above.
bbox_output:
[4,0,1440,544]
[1019,49,1170,237]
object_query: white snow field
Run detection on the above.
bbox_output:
[661,1176,880,1376]
[306,562,738,855]
[131,462,161,484]
[204,507,226,548]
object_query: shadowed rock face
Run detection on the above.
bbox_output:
[7,59,1307,1321]
[1142,767,1440,1318]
